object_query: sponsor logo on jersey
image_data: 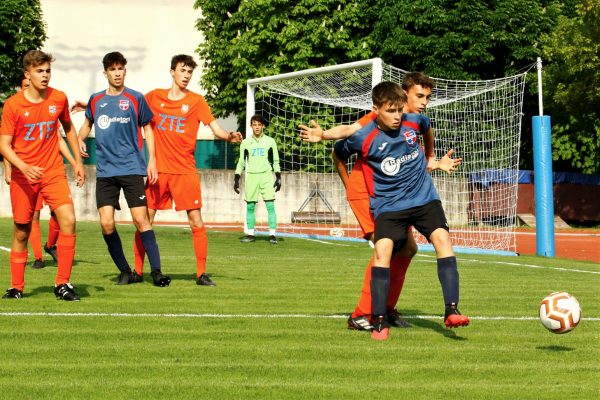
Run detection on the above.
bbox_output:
[97,114,132,130]
[380,149,420,176]
[49,105,56,115]
[181,104,189,113]
[404,129,417,146]
[119,100,130,111]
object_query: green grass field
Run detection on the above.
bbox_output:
[0,218,598,399]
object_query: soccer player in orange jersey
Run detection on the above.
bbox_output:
[299,72,436,330]
[0,50,85,301]
[132,54,242,286]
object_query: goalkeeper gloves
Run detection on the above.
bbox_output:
[233,174,241,194]
[274,172,281,192]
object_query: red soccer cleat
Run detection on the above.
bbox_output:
[444,303,470,328]
[370,315,390,340]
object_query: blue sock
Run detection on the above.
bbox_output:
[370,266,390,317]
[103,231,130,272]
[140,230,161,272]
[437,256,459,306]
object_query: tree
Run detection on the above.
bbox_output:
[542,0,600,173]
[0,0,47,98]
[194,0,373,124]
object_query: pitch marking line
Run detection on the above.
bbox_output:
[0,312,598,321]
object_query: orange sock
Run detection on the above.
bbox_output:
[29,221,43,260]
[56,232,76,286]
[386,256,411,310]
[10,250,28,291]
[133,230,145,275]
[47,215,60,247]
[192,226,208,277]
[352,257,374,318]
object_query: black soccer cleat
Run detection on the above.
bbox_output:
[117,270,133,285]
[240,235,255,243]
[387,308,412,328]
[130,272,144,284]
[151,270,171,287]
[54,283,80,301]
[269,236,278,245]
[44,243,58,262]
[32,258,46,269]
[347,315,373,331]
[2,288,23,299]
[196,273,216,286]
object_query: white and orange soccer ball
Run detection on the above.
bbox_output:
[539,292,581,334]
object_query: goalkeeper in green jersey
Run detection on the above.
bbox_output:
[234,114,281,244]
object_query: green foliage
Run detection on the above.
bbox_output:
[194,0,372,126]
[542,0,600,173]
[0,0,47,100]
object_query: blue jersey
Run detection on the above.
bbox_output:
[334,113,438,218]
[85,87,153,177]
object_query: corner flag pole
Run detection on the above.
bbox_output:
[532,57,555,257]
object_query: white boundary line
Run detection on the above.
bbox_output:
[0,312,598,321]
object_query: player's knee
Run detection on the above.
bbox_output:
[430,228,452,251]
[397,241,418,258]
[99,218,116,234]
[13,223,31,243]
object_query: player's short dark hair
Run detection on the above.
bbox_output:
[170,54,198,70]
[102,52,127,70]
[402,72,435,91]
[16,73,28,89]
[23,50,54,70]
[372,81,406,108]
[250,114,267,125]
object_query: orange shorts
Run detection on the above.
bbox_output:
[146,173,202,211]
[348,197,374,238]
[35,193,45,211]
[10,173,73,224]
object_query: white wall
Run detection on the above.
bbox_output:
[41,0,237,134]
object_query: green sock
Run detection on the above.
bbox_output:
[246,202,256,230]
[265,200,277,230]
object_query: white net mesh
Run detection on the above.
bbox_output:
[248,59,526,254]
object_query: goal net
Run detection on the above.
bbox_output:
[246,58,527,255]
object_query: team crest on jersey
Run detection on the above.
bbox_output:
[404,130,417,146]
[49,105,56,115]
[181,104,189,113]
[119,100,130,111]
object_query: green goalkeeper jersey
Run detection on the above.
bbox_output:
[235,134,281,174]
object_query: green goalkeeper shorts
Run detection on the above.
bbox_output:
[244,171,275,202]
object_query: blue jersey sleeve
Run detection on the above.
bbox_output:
[333,138,354,162]
[419,114,431,133]
[84,95,95,123]
[137,95,153,127]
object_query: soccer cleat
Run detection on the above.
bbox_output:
[54,283,80,301]
[44,243,58,262]
[196,273,216,286]
[151,270,171,287]
[269,236,278,245]
[444,303,470,328]
[32,258,46,269]
[370,315,390,340]
[117,270,133,285]
[130,272,144,284]
[2,288,23,299]
[347,315,373,331]
[387,308,412,328]
[240,235,256,243]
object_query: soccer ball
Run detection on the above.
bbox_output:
[539,292,581,334]
[329,227,344,237]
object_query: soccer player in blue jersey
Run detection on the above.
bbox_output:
[334,81,469,340]
[77,51,170,287]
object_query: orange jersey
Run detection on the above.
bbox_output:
[145,89,215,174]
[0,88,69,182]
[345,112,377,200]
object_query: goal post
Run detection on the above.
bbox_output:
[245,59,527,255]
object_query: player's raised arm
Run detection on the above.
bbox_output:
[430,149,462,174]
[208,120,242,143]
[70,100,87,114]
[299,120,362,142]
